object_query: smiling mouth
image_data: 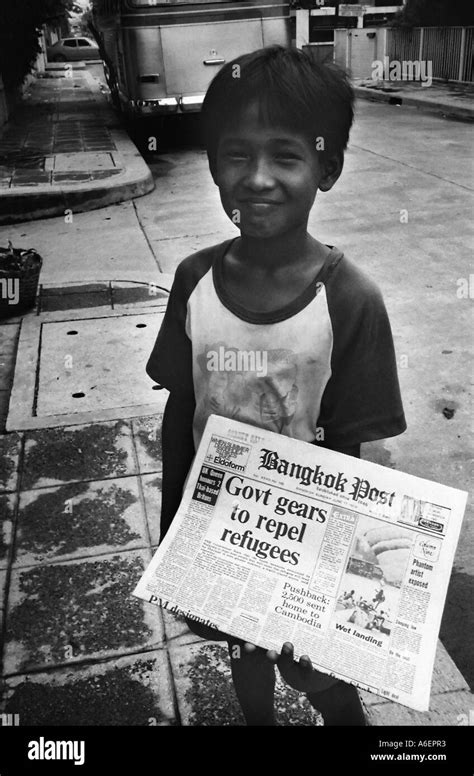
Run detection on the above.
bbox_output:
[240,200,281,207]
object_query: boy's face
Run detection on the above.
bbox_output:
[213,101,340,240]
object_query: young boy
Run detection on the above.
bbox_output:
[146,46,406,726]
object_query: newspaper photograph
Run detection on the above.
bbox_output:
[133,415,468,712]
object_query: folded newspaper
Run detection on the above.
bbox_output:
[133,415,467,711]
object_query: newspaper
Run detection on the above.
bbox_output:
[133,414,468,711]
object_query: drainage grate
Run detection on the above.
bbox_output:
[37,313,164,415]
[7,309,168,430]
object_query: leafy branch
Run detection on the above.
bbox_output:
[0,0,74,90]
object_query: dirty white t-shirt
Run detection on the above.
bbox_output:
[147,239,406,450]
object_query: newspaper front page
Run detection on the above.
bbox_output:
[133,415,468,711]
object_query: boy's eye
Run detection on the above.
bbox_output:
[225,151,249,160]
[275,153,301,162]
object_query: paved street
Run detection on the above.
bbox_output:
[0,64,473,728]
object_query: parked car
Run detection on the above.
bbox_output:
[47,37,100,63]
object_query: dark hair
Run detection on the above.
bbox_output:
[201,45,354,173]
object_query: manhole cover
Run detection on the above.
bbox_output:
[7,309,168,430]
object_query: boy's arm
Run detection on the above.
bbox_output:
[160,391,195,542]
[318,264,406,449]
[146,260,196,541]
[320,441,360,459]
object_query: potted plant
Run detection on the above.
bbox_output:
[0,241,42,318]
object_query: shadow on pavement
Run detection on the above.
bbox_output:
[127,114,204,159]
[440,569,474,691]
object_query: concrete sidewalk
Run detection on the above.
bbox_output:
[0,63,154,225]
[354,78,474,121]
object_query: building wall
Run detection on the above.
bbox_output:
[335,28,384,79]
[35,31,47,74]
[335,25,474,83]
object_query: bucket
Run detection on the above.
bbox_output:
[0,245,42,318]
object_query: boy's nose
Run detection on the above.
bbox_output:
[244,157,275,190]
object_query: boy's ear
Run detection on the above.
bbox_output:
[318,153,344,193]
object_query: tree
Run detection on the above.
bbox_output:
[393,0,474,27]
[0,0,73,90]
[79,8,94,35]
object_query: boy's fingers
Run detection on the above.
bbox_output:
[242,642,258,654]
[265,649,279,663]
[299,655,313,673]
[277,642,294,665]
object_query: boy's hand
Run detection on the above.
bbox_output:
[185,617,229,641]
[238,641,276,657]
[275,642,314,692]
[270,642,339,693]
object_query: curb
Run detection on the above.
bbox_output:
[354,85,474,120]
[0,129,155,225]
[0,72,155,225]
